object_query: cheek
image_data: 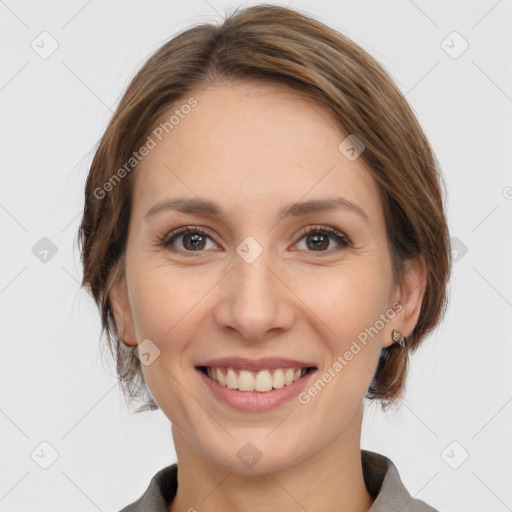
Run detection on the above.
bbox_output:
[292,260,393,344]
[127,265,210,415]
[127,262,216,347]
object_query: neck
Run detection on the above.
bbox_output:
[169,405,373,512]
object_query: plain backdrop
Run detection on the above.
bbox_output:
[1,1,511,511]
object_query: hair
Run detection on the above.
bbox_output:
[77,3,451,412]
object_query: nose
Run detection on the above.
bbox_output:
[213,248,295,343]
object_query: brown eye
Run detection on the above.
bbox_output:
[295,225,351,252]
[306,233,330,251]
[161,226,216,252]
[181,233,207,250]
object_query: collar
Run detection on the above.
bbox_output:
[120,449,438,511]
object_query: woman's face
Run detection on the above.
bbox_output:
[112,80,417,474]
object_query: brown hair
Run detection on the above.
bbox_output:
[77,3,451,412]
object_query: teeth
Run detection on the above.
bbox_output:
[238,370,255,391]
[226,368,237,389]
[272,368,285,389]
[255,370,273,392]
[205,366,309,392]
[216,367,226,386]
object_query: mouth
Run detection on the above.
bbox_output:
[196,365,317,393]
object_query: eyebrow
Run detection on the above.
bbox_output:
[144,196,370,225]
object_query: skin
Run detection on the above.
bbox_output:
[111,79,426,512]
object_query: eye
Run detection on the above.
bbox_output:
[293,225,351,252]
[160,226,218,253]
[159,224,352,255]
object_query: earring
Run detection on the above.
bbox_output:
[392,329,406,348]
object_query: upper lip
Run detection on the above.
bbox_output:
[197,357,317,372]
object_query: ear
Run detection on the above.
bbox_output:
[383,255,427,348]
[110,273,138,347]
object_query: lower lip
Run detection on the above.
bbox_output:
[197,368,316,412]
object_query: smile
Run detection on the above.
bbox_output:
[195,356,318,411]
[199,366,315,393]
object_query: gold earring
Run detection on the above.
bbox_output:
[392,329,406,348]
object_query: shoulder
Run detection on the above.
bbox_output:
[118,463,178,512]
[362,450,439,512]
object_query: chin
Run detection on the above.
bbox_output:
[197,434,308,475]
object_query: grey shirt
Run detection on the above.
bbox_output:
[119,449,439,511]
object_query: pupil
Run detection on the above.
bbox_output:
[185,234,205,250]
[308,234,328,251]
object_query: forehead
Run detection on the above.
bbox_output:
[132,79,383,225]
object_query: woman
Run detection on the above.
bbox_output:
[78,4,450,511]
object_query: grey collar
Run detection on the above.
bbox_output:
[119,449,438,512]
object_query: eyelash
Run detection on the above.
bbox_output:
[159,224,352,254]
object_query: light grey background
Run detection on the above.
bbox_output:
[1,1,511,511]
